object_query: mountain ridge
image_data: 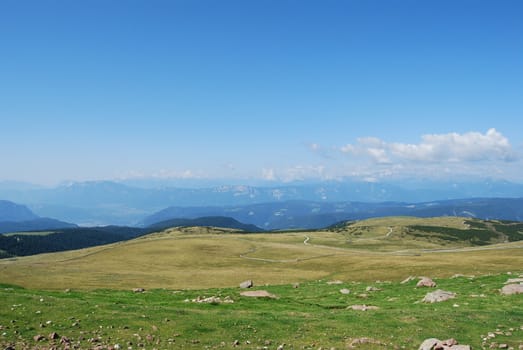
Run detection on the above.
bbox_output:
[2,179,523,226]
[143,197,523,230]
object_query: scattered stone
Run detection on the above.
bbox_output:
[132,288,145,293]
[191,296,234,304]
[33,335,45,342]
[499,344,508,349]
[240,290,277,299]
[422,290,456,303]
[277,344,285,350]
[401,276,416,284]
[348,304,379,311]
[327,280,343,285]
[340,288,351,295]
[417,277,437,288]
[48,332,59,340]
[240,280,253,289]
[505,278,523,284]
[500,284,523,295]
[60,336,70,344]
[470,294,487,298]
[292,283,299,288]
[366,286,381,292]
[347,337,386,348]
[419,338,470,350]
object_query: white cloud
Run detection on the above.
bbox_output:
[341,129,516,164]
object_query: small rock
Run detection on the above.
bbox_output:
[60,336,70,344]
[422,290,456,303]
[327,280,343,285]
[501,284,523,295]
[340,288,351,295]
[348,304,379,311]
[499,344,508,349]
[417,277,437,288]
[240,290,277,298]
[292,283,299,288]
[34,335,45,342]
[366,286,381,292]
[240,280,253,289]
[48,332,59,340]
[505,278,523,284]
[277,344,284,350]
[132,288,145,293]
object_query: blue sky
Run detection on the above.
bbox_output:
[1,0,522,185]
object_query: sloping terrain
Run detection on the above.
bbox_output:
[147,216,264,232]
[0,216,262,258]
[1,217,522,290]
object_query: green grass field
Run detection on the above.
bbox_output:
[0,217,522,349]
[1,273,522,349]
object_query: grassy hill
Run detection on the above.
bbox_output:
[147,215,264,232]
[0,216,522,349]
[1,217,522,290]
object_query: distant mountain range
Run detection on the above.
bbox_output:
[1,178,523,226]
[143,198,523,230]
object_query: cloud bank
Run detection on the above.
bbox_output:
[340,129,516,164]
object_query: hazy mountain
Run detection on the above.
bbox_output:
[0,200,77,234]
[0,200,39,222]
[2,179,523,226]
[143,198,523,230]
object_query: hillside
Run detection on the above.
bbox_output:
[0,226,145,258]
[147,216,264,232]
[0,200,38,222]
[0,216,263,258]
[0,218,77,234]
[1,216,522,290]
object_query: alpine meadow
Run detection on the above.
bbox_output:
[1,1,523,350]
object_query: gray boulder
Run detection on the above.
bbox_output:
[417,277,437,288]
[239,280,253,289]
[500,283,523,295]
[422,290,456,303]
